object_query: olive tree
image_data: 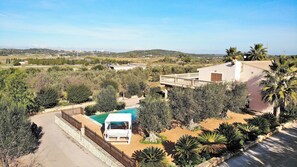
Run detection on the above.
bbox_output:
[168,87,200,129]
[138,96,171,142]
[96,85,118,112]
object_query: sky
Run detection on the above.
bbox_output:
[0,0,297,54]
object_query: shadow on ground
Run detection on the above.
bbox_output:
[220,124,297,167]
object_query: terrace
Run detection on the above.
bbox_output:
[160,72,211,88]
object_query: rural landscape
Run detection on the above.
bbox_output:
[1,0,297,167]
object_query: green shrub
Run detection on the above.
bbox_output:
[124,92,132,98]
[97,86,117,112]
[148,87,163,97]
[67,85,92,104]
[137,91,143,97]
[280,104,297,123]
[227,83,248,113]
[85,105,97,116]
[91,64,106,71]
[248,117,270,135]
[197,131,227,156]
[48,66,73,72]
[140,135,167,144]
[100,79,119,91]
[116,102,126,110]
[216,123,243,151]
[237,123,260,141]
[36,88,59,108]
[132,146,166,167]
[173,135,204,166]
[127,82,140,96]
[261,113,279,129]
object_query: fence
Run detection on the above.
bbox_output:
[85,127,137,167]
[61,107,84,115]
[61,111,82,130]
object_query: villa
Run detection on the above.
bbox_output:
[160,60,273,113]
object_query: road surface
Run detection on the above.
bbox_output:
[220,123,297,167]
[29,111,107,167]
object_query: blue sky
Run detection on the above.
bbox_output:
[0,0,296,54]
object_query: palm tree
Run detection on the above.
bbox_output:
[223,47,243,63]
[132,147,166,167]
[216,123,243,151]
[260,57,297,118]
[197,132,227,155]
[173,135,202,166]
[247,43,268,60]
[237,123,260,141]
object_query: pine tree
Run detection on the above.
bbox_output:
[0,99,41,167]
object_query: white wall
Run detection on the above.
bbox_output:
[197,61,242,82]
[197,62,273,113]
[240,64,273,113]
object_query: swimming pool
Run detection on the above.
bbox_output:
[90,108,138,125]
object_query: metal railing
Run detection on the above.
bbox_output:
[160,73,211,88]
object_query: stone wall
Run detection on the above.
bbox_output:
[55,113,123,167]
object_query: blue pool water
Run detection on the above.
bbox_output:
[90,108,138,124]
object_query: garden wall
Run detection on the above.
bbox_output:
[55,113,124,167]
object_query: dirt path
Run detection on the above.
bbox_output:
[25,112,107,167]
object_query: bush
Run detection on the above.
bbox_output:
[237,123,260,141]
[36,87,59,108]
[261,113,279,129]
[100,79,119,91]
[194,83,228,119]
[91,64,106,71]
[124,92,132,98]
[216,123,243,151]
[148,87,163,97]
[97,86,117,112]
[132,146,166,166]
[67,85,92,104]
[248,117,270,135]
[85,105,97,116]
[127,82,140,96]
[173,135,204,166]
[140,134,167,144]
[116,102,126,110]
[227,83,248,113]
[137,91,143,97]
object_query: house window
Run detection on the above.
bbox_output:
[211,73,222,82]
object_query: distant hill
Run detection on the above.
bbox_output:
[0,48,223,57]
[117,49,223,57]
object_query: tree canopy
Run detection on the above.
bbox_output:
[138,95,171,142]
[0,99,41,167]
[246,43,268,61]
[96,85,118,112]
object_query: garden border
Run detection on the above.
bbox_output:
[197,120,297,167]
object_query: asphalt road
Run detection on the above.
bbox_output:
[220,123,297,167]
[29,111,107,167]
